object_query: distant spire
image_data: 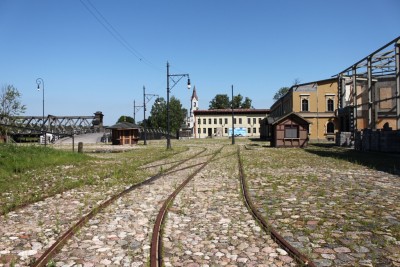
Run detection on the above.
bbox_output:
[191,86,198,101]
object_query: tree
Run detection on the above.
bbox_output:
[0,85,26,117]
[241,97,252,109]
[117,115,134,124]
[232,94,248,109]
[150,97,167,129]
[182,108,188,121]
[209,94,230,109]
[209,93,253,109]
[273,79,301,101]
[273,87,290,101]
[293,78,301,86]
[169,97,186,133]
[150,96,185,134]
[0,84,26,138]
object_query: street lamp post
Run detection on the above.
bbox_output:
[36,78,46,146]
[166,61,191,149]
[231,84,235,145]
[143,86,159,145]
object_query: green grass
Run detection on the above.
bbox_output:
[0,144,89,177]
[0,143,186,214]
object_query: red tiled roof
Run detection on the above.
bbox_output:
[194,109,269,115]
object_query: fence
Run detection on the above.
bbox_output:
[354,129,400,153]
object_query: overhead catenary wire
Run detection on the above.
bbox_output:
[79,0,192,116]
[79,0,161,71]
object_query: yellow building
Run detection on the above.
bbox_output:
[269,78,339,142]
[193,109,269,138]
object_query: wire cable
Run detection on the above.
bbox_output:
[79,0,161,71]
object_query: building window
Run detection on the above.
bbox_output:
[253,128,256,133]
[239,118,242,124]
[301,99,309,112]
[198,128,201,134]
[247,118,251,124]
[327,99,334,112]
[225,118,228,124]
[327,122,335,133]
[198,118,201,125]
[194,102,196,107]
[214,118,217,124]
[234,118,237,124]
[248,128,251,133]
[203,128,206,134]
[203,119,206,124]
[214,128,217,133]
[224,128,228,134]
[285,125,299,138]
[219,118,222,124]
[208,119,212,124]
[253,118,256,124]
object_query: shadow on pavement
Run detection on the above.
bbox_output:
[305,143,400,175]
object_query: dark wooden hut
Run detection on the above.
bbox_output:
[270,112,310,148]
[107,122,140,145]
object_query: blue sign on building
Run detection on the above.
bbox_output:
[228,127,247,137]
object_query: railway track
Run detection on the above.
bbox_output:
[149,144,314,266]
[150,145,224,267]
[30,146,208,267]
[2,143,316,266]
[237,147,316,267]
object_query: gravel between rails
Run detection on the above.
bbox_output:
[163,145,297,267]
[0,146,203,267]
[49,145,215,266]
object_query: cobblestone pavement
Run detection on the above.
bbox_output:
[0,146,201,266]
[163,145,296,267]
[50,145,215,266]
[0,184,125,266]
[6,141,397,267]
[242,145,400,267]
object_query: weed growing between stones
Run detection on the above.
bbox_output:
[241,144,400,266]
[46,259,56,267]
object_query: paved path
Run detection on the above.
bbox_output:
[242,145,400,267]
[163,145,296,267]
[0,144,297,267]
[55,133,105,144]
[51,146,208,266]
[0,145,200,266]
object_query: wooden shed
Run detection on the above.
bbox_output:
[107,122,140,145]
[270,112,310,148]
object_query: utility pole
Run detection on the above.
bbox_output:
[143,86,147,145]
[231,84,235,145]
[133,100,136,123]
[166,61,190,149]
[167,62,170,149]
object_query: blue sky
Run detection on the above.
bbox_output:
[1,0,399,125]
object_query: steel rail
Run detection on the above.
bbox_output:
[237,146,316,267]
[31,147,207,267]
[150,146,224,267]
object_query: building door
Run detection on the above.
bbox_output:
[208,128,212,137]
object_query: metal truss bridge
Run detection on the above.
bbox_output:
[0,112,104,135]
